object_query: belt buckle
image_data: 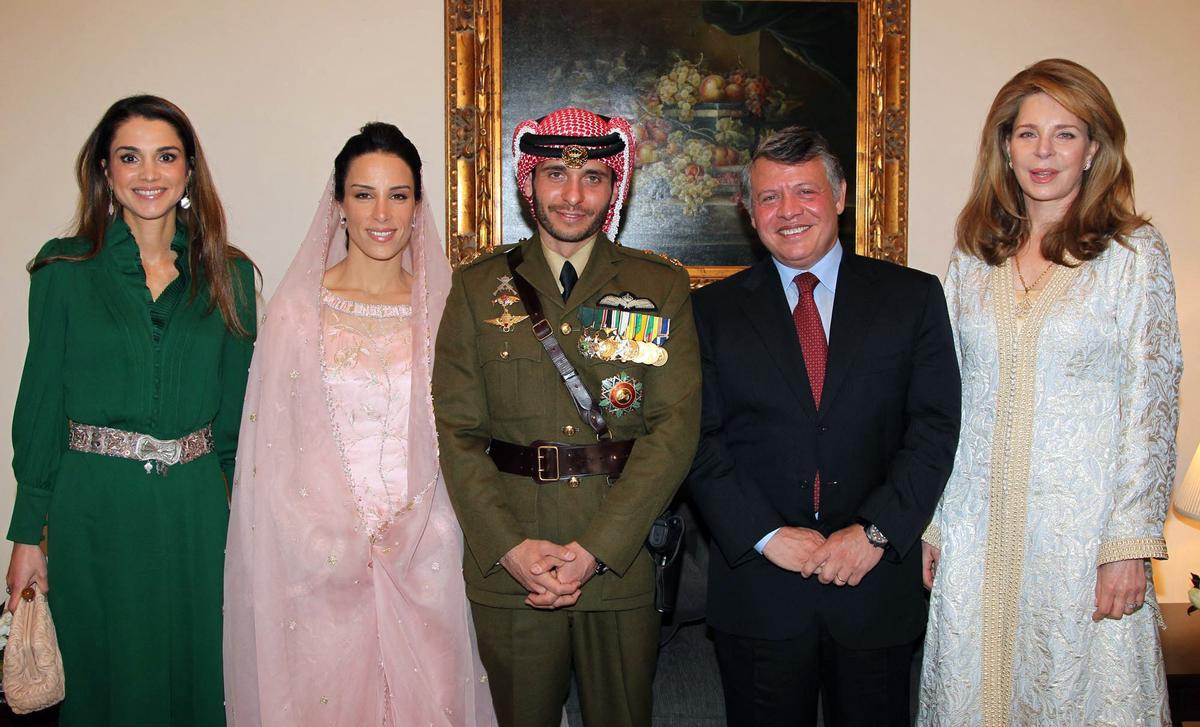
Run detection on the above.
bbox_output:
[535,445,560,482]
[135,434,183,466]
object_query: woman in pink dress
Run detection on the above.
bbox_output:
[223,123,494,726]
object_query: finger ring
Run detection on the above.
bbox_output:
[835,577,847,585]
[1125,602,1138,610]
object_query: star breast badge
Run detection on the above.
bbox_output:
[600,372,643,416]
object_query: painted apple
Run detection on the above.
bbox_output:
[698,74,726,103]
[724,82,745,102]
[712,146,738,166]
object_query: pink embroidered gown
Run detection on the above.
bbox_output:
[322,291,422,540]
[315,289,488,726]
[224,181,493,727]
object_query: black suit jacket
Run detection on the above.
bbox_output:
[687,244,960,648]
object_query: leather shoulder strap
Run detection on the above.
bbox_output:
[506,246,610,438]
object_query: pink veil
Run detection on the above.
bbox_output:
[223,175,493,726]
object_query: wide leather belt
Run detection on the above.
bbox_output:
[489,439,634,483]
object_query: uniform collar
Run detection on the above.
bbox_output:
[540,235,597,293]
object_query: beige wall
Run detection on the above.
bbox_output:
[1,1,1196,600]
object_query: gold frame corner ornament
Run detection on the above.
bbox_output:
[446,0,910,278]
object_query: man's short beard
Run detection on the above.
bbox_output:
[532,190,608,244]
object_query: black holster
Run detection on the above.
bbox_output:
[646,511,685,614]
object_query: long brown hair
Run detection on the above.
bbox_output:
[955,59,1147,266]
[31,95,255,336]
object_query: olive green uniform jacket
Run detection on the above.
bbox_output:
[433,232,700,611]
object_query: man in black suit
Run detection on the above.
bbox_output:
[688,127,960,726]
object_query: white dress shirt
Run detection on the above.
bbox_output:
[756,241,843,553]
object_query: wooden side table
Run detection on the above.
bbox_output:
[1162,602,1200,726]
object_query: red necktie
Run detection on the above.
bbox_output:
[793,272,827,513]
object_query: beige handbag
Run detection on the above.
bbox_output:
[2,585,65,714]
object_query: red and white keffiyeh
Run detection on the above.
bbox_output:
[512,107,636,237]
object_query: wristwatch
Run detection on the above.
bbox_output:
[863,523,889,549]
[593,559,609,576]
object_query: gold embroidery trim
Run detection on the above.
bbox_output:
[1097,537,1168,565]
[921,523,941,549]
[979,259,1077,727]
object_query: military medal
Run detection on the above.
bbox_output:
[579,305,671,347]
[486,276,528,333]
[600,373,642,416]
[577,302,671,366]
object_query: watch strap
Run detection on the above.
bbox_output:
[864,522,889,549]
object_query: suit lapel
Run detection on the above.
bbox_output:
[736,258,817,418]
[820,249,880,414]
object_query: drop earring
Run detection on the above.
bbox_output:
[179,187,192,210]
[107,188,115,216]
[1083,158,1093,171]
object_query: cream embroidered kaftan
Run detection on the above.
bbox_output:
[918,225,1182,727]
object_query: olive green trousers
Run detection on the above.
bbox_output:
[471,602,661,727]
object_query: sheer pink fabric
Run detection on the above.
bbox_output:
[223,176,494,726]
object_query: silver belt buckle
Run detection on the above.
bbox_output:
[135,434,182,474]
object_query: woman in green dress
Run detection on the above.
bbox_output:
[4,95,256,726]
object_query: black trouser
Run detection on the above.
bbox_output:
[713,616,914,727]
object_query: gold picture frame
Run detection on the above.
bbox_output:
[446,0,910,283]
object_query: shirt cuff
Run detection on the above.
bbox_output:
[755,528,781,554]
[6,486,50,545]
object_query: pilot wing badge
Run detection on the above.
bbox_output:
[596,291,657,311]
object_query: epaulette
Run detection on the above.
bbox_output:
[619,246,684,268]
[458,241,522,270]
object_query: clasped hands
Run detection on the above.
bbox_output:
[500,539,598,609]
[762,524,883,587]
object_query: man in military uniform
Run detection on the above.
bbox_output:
[433,107,700,727]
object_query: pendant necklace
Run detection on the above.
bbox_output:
[1014,257,1054,317]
